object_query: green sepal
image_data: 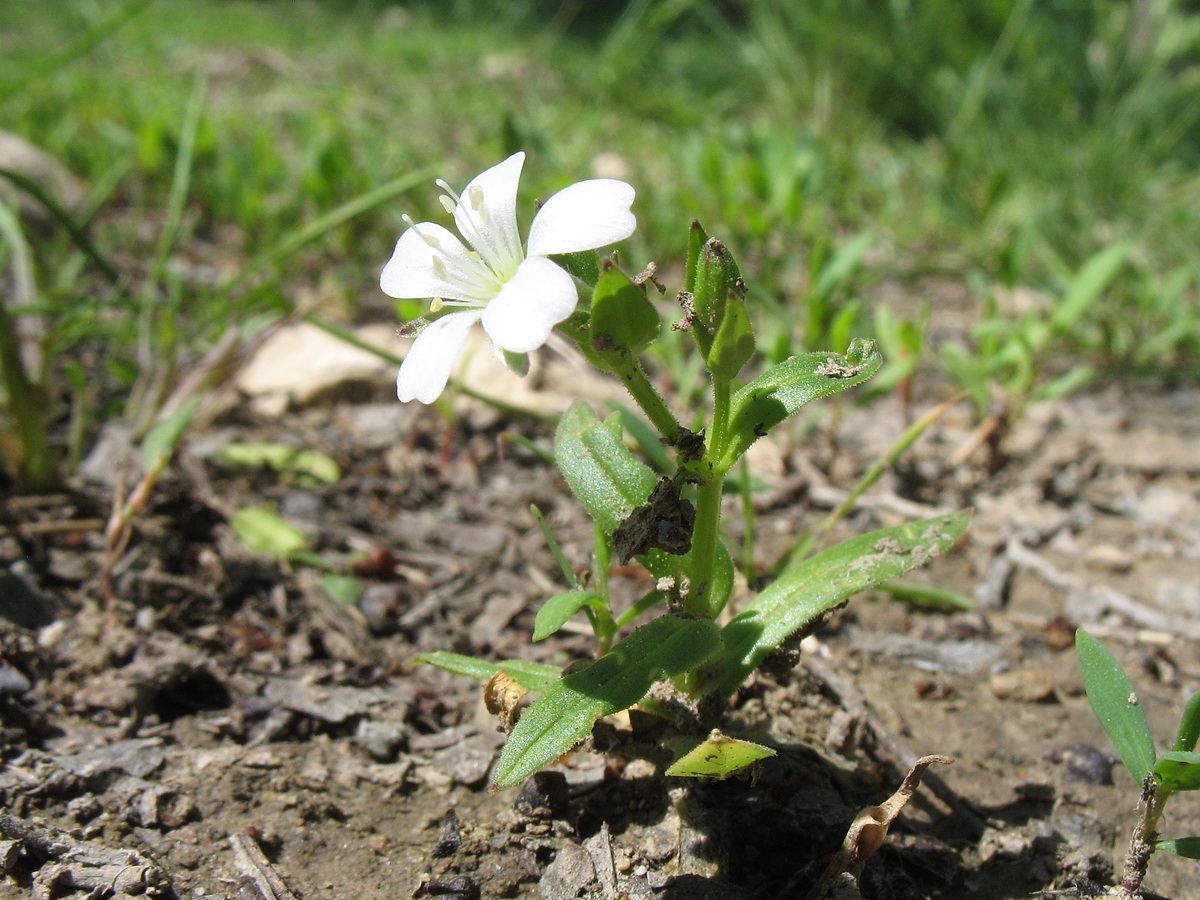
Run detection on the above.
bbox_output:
[684,220,708,294]
[590,264,659,362]
[1158,836,1200,859]
[706,290,755,381]
[1154,751,1200,793]
[690,237,743,359]
[665,731,776,778]
[491,615,722,788]
[550,249,600,287]
[533,590,606,641]
[710,510,970,696]
[1076,628,1158,787]
[409,651,561,692]
[720,338,882,469]
[501,348,531,377]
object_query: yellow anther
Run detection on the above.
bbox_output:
[439,195,456,215]
[430,298,445,313]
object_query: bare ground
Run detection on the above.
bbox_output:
[2,367,1199,900]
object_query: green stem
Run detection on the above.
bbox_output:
[1116,777,1170,899]
[618,363,685,445]
[559,316,684,444]
[684,376,733,618]
[686,464,725,618]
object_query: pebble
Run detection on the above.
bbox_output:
[514,771,569,820]
[989,668,1057,702]
[354,720,405,761]
[1055,743,1114,786]
[0,664,31,696]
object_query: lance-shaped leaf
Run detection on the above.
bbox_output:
[555,402,657,536]
[492,615,722,787]
[533,590,606,641]
[1154,751,1200,793]
[721,339,882,470]
[1172,689,1200,753]
[1076,629,1158,787]
[1158,837,1200,859]
[409,651,561,692]
[555,401,731,598]
[711,510,970,696]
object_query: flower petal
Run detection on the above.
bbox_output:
[396,310,481,403]
[453,152,525,279]
[480,256,577,354]
[380,222,496,302]
[526,178,636,257]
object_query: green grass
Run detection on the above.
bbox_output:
[1,0,1198,484]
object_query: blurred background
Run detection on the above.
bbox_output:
[1,0,1199,484]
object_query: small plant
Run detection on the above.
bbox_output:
[385,152,969,788]
[1076,628,1200,898]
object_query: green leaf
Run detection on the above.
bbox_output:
[533,590,606,641]
[721,338,883,469]
[1076,629,1157,787]
[230,506,308,559]
[492,616,722,787]
[605,400,673,473]
[706,291,755,381]
[217,441,341,484]
[878,580,975,611]
[141,398,201,468]
[665,731,776,778]
[409,651,561,692]
[1052,241,1131,333]
[1154,751,1200,793]
[1173,689,1200,753]
[321,573,362,607]
[712,510,970,696]
[590,265,660,359]
[555,402,657,536]
[1158,836,1200,859]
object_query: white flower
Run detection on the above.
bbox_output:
[380,151,637,403]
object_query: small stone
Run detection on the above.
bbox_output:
[424,875,480,899]
[1055,743,1114,786]
[1084,544,1133,573]
[538,844,595,900]
[358,584,407,637]
[514,771,569,820]
[355,720,405,762]
[0,664,31,696]
[431,809,462,858]
[989,668,1056,702]
[0,566,57,629]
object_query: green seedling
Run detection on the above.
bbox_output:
[392,156,968,789]
[942,241,1131,461]
[230,505,362,608]
[1076,629,1200,898]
